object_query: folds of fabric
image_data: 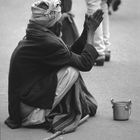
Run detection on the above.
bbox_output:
[21,67,97,134]
[61,0,79,47]
[61,15,79,47]
[21,66,79,126]
[43,74,97,133]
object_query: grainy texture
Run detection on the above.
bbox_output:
[0,0,140,140]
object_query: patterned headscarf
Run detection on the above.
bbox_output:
[31,0,62,28]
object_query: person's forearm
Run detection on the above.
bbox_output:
[70,27,87,54]
[87,30,95,45]
[68,44,99,71]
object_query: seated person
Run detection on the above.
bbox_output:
[5,0,103,134]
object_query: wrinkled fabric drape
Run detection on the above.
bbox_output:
[21,70,97,133]
[61,16,79,47]
[61,0,79,47]
[46,75,97,133]
[21,66,79,126]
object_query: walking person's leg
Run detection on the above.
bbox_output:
[101,0,111,61]
[85,0,106,66]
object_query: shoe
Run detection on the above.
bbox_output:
[105,50,111,61]
[112,0,121,11]
[94,55,105,66]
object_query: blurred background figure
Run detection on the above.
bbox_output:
[101,0,111,61]
[60,0,79,48]
[85,0,111,66]
[107,0,122,15]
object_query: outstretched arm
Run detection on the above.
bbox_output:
[43,10,103,71]
[70,10,104,54]
[68,10,104,71]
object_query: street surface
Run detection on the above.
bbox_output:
[0,0,140,140]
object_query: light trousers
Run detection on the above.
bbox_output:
[101,0,111,50]
[85,0,111,55]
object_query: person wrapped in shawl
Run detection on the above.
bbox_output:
[5,0,103,134]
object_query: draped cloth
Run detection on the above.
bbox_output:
[47,74,97,133]
[31,0,62,28]
[61,15,79,48]
[21,67,97,133]
[61,0,79,47]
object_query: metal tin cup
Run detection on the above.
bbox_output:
[111,99,132,121]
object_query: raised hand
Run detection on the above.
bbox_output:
[85,9,104,32]
[85,10,104,45]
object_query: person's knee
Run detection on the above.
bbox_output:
[67,66,79,80]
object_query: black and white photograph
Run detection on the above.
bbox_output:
[0,0,140,140]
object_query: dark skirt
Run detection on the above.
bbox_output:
[45,75,97,133]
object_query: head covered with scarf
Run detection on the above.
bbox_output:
[30,0,62,28]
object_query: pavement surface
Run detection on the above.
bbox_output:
[0,0,140,140]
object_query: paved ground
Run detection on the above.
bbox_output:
[0,0,140,140]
